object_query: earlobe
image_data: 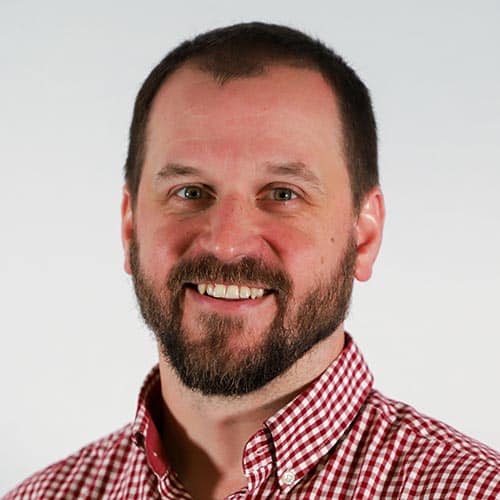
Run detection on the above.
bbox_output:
[354,187,385,282]
[121,186,134,275]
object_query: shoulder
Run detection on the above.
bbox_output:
[3,424,148,500]
[365,390,500,465]
[360,390,500,497]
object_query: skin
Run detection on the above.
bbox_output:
[121,64,384,499]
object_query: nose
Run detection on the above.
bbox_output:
[196,196,264,262]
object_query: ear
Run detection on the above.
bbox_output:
[121,185,134,275]
[354,186,385,282]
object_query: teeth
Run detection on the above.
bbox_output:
[225,285,239,299]
[250,287,264,299]
[213,284,226,298]
[197,283,266,300]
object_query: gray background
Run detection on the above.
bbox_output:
[1,0,499,493]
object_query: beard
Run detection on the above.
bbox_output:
[130,234,357,397]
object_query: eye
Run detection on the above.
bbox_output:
[271,187,297,201]
[176,185,204,200]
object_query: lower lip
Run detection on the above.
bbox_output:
[184,287,275,313]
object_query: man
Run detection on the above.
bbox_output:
[6,22,499,500]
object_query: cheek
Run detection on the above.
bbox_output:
[264,219,336,273]
[266,213,352,287]
[134,214,200,277]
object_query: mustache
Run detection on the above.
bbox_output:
[166,254,292,294]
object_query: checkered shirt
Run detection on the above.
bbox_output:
[5,336,500,499]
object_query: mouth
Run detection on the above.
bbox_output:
[185,282,273,300]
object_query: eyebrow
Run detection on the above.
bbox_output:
[156,161,324,193]
[265,161,324,193]
[156,163,202,180]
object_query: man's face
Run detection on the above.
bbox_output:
[123,65,363,395]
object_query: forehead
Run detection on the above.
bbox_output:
[145,64,345,172]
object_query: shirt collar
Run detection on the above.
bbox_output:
[131,365,169,477]
[255,334,373,490]
[131,334,373,488]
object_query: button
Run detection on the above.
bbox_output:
[282,470,295,485]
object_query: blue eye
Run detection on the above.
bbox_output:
[272,188,297,201]
[177,186,203,199]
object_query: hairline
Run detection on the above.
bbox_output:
[132,59,357,212]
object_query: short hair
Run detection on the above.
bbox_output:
[124,22,378,212]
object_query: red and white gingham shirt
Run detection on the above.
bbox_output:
[5,336,500,499]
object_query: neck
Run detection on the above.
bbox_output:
[157,329,345,499]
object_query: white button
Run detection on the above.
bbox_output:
[282,470,295,485]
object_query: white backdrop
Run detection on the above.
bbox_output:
[1,0,499,493]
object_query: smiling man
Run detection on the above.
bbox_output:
[6,22,499,500]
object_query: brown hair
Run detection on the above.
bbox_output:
[124,22,378,211]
